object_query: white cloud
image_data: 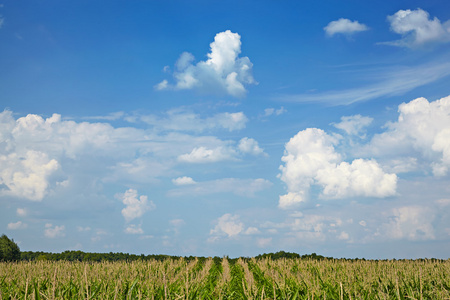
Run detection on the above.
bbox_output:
[290,215,342,233]
[333,115,373,136]
[119,189,155,222]
[263,214,347,243]
[154,79,169,91]
[215,112,248,131]
[315,158,398,199]
[369,95,450,176]
[178,146,236,163]
[124,224,144,235]
[278,192,305,209]
[108,157,175,184]
[16,208,27,217]
[44,223,65,238]
[383,9,450,48]
[0,109,256,204]
[210,213,244,238]
[0,150,59,201]
[278,128,340,204]
[156,30,256,97]
[382,206,435,240]
[172,176,196,186]
[7,112,121,159]
[7,221,27,230]
[279,128,397,207]
[324,18,369,36]
[238,137,266,156]
[168,178,272,198]
[178,136,266,163]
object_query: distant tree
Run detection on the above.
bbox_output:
[0,234,21,261]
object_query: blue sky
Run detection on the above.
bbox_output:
[1,0,450,259]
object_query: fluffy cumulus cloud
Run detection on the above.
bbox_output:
[0,108,256,204]
[0,110,139,201]
[383,8,450,47]
[0,150,59,201]
[209,213,244,239]
[279,128,397,208]
[315,159,398,199]
[369,96,450,176]
[119,189,155,222]
[156,30,256,97]
[324,18,369,36]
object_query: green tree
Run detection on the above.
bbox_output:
[0,234,21,261]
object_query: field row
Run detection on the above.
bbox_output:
[1,258,450,299]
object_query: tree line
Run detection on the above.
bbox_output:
[1,234,446,262]
[2,234,333,262]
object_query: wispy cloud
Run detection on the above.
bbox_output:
[168,178,272,198]
[83,112,125,121]
[135,109,248,132]
[277,60,450,105]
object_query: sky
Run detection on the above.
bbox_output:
[1,0,450,259]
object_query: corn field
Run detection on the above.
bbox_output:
[1,257,450,299]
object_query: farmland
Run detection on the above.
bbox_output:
[1,256,450,299]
